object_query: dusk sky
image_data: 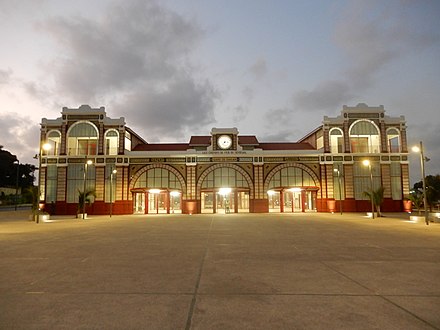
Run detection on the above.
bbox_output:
[0,0,439,184]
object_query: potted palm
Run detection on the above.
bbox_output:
[405,191,423,215]
[77,189,96,219]
[25,186,50,222]
[363,186,385,218]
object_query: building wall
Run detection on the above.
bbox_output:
[39,104,410,216]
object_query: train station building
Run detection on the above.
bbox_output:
[38,103,410,215]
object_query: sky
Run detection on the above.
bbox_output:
[0,0,439,185]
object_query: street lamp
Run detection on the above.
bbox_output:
[333,167,343,215]
[14,159,19,211]
[109,168,117,217]
[362,159,375,219]
[82,159,93,219]
[412,142,429,225]
[36,143,52,223]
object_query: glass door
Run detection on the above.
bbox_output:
[268,191,280,212]
[237,191,249,213]
[201,192,214,213]
[133,192,145,214]
[148,192,168,214]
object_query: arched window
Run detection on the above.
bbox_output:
[46,130,61,155]
[268,167,316,189]
[201,167,249,189]
[387,128,400,153]
[134,168,182,190]
[67,122,98,156]
[329,128,344,153]
[349,120,380,153]
[105,129,119,155]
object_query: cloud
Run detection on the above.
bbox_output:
[247,58,267,80]
[231,105,249,122]
[36,0,217,139]
[118,75,217,140]
[293,80,354,111]
[40,0,203,100]
[242,86,254,103]
[0,69,12,85]
[261,107,302,141]
[260,129,293,142]
[22,81,51,100]
[292,1,440,113]
[0,112,39,163]
[334,1,440,89]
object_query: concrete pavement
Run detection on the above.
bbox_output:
[0,211,439,329]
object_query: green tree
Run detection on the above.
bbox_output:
[413,175,440,212]
[0,146,36,192]
[363,186,385,218]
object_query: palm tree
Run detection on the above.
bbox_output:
[363,186,385,218]
[77,189,96,218]
[25,186,39,222]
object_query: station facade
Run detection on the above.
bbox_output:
[39,103,410,215]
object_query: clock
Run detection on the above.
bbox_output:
[217,135,232,149]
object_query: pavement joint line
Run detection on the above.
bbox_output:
[380,295,440,330]
[321,261,439,329]
[12,292,440,297]
[184,216,215,330]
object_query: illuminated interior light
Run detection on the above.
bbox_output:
[218,187,232,195]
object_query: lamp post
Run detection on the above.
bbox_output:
[109,168,117,217]
[412,142,429,225]
[36,143,52,223]
[82,159,93,219]
[14,160,19,211]
[333,167,343,215]
[362,159,375,219]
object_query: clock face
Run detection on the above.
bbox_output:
[217,135,232,149]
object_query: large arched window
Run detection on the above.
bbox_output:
[46,130,61,155]
[134,168,181,190]
[268,167,316,189]
[105,129,119,155]
[329,128,344,153]
[201,167,249,189]
[349,120,380,153]
[67,122,98,156]
[387,128,400,153]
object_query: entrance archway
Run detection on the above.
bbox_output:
[197,164,253,213]
[265,164,320,213]
[130,165,186,214]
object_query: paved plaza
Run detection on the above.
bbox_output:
[0,210,439,329]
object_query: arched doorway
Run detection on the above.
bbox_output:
[198,165,252,214]
[130,165,185,214]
